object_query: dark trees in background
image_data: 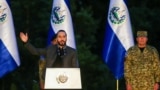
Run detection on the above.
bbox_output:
[0,0,160,90]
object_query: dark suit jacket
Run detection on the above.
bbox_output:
[24,42,79,68]
[24,42,79,79]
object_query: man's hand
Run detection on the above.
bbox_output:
[154,83,159,90]
[126,84,132,90]
[19,32,28,43]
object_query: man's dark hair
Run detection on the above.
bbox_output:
[57,30,67,36]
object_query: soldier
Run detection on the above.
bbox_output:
[124,30,160,90]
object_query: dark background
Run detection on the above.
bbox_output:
[1,0,160,90]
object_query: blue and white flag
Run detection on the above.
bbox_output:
[103,0,134,79]
[47,0,76,49]
[0,0,20,78]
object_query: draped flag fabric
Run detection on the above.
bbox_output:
[103,0,134,79]
[47,0,76,49]
[0,0,20,78]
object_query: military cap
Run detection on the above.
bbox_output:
[137,31,147,37]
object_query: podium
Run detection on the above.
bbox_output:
[44,68,82,89]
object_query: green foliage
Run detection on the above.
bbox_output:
[10,83,17,90]
[77,43,107,89]
[70,1,116,89]
[129,4,160,52]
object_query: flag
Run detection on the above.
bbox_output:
[47,0,76,49]
[102,0,134,79]
[0,0,20,78]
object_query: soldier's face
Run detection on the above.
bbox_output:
[51,39,57,45]
[136,37,148,45]
[57,32,67,46]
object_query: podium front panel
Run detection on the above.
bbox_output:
[44,68,82,89]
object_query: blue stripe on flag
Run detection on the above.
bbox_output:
[103,23,126,79]
[47,24,56,45]
[0,40,18,78]
[64,0,70,10]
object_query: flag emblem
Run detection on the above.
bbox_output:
[0,3,7,23]
[109,6,126,24]
[56,73,68,84]
[51,6,65,24]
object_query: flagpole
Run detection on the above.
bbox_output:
[117,79,119,90]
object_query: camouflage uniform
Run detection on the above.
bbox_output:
[124,45,160,90]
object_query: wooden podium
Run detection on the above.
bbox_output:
[44,68,82,89]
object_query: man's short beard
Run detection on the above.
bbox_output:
[58,42,66,47]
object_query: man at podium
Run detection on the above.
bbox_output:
[20,30,79,90]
